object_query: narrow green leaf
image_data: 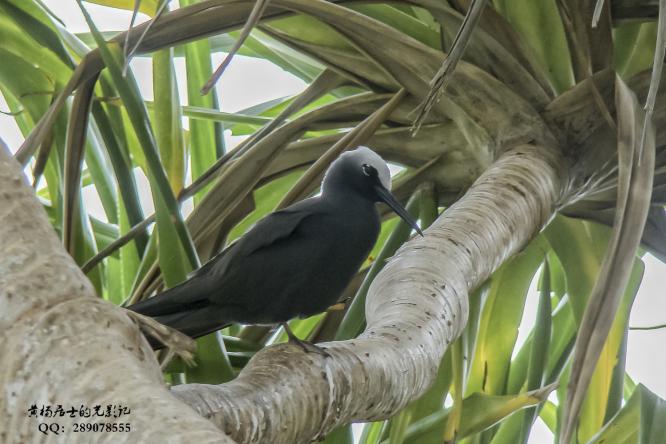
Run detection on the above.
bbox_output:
[152,47,186,193]
[3,0,75,68]
[201,0,271,95]
[117,196,141,301]
[89,216,119,248]
[63,75,98,252]
[180,0,224,202]
[385,384,557,444]
[85,0,159,15]
[322,425,353,444]
[85,123,119,225]
[106,256,123,304]
[625,373,637,400]
[505,292,575,395]
[388,409,412,444]
[562,75,655,444]
[587,384,666,444]
[518,260,553,443]
[127,235,158,301]
[78,1,199,286]
[242,29,323,82]
[614,22,657,78]
[185,333,235,384]
[547,249,566,301]
[466,236,548,395]
[360,421,386,444]
[69,195,104,294]
[91,100,148,252]
[492,0,574,93]
[443,338,464,443]
[461,384,558,438]
[349,4,440,49]
[544,216,601,322]
[540,400,557,433]
[175,104,272,125]
[605,328,629,423]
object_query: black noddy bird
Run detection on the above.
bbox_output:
[128,146,422,353]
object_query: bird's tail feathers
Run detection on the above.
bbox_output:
[149,308,230,350]
[126,280,231,350]
[126,281,206,317]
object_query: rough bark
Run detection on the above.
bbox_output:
[0,146,231,443]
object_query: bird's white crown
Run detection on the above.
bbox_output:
[345,146,392,190]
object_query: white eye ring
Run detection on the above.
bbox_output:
[362,163,374,177]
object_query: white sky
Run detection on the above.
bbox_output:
[1,2,665,443]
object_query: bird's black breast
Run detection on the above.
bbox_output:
[211,197,380,324]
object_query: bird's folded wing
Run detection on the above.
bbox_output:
[128,205,318,317]
[237,207,315,257]
[186,206,312,279]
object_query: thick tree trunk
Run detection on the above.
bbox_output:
[0,146,231,443]
[0,139,566,442]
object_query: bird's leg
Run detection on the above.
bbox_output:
[282,322,330,357]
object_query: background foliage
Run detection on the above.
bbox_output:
[1,0,666,442]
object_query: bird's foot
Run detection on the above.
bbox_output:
[282,322,330,358]
[288,336,331,358]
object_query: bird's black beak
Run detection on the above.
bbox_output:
[374,185,424,236]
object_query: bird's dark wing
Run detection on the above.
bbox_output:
[126,240,238,317]
[126,276,211,317]
[236,206,315,256]
[186,240,236,280]
[194,202,319,281]
[127,203,317,318]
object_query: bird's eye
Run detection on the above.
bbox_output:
[362,163,377,177]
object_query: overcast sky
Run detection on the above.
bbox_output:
[1,2,665,442]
